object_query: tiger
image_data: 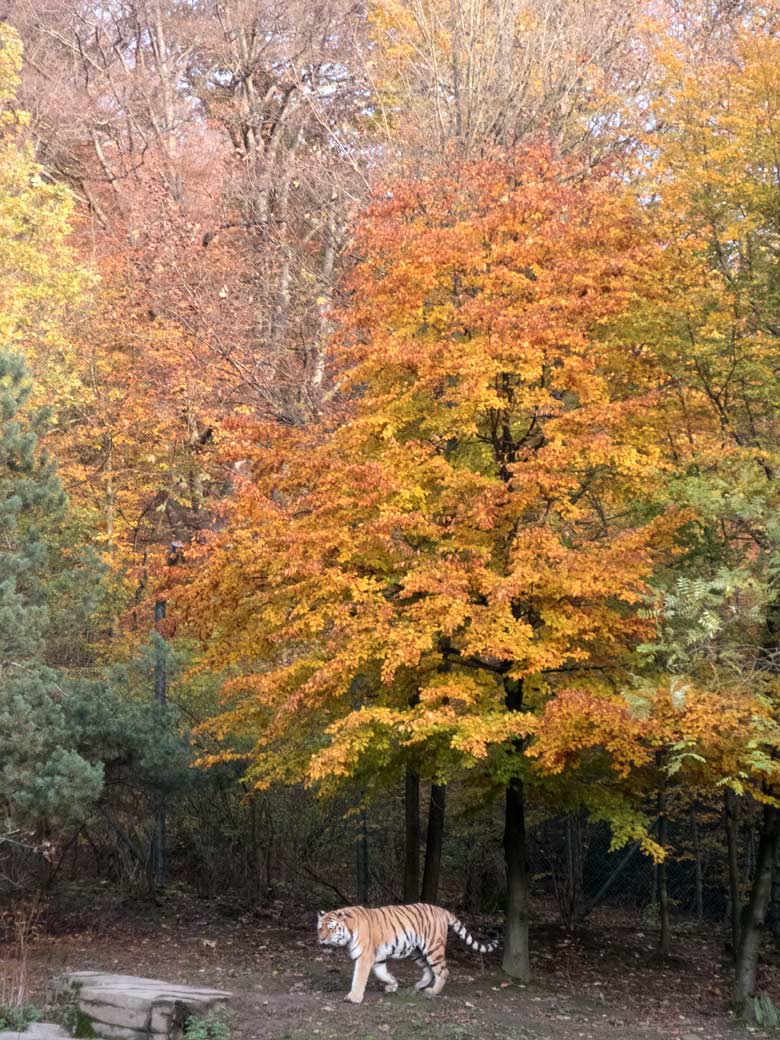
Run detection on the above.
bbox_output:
[316,902,499,1004]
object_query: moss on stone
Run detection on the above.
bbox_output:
[63,1008,98,1039]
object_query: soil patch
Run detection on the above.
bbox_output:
[12,894,763,1040]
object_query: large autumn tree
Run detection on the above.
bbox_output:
[182,147,681,978]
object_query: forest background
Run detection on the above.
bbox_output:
[3,0,780,1027]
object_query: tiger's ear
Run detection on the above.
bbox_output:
[317,910,324,920]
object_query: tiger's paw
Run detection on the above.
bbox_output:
[344,993,364,1004]
[384,983,399,993]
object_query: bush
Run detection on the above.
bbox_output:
[0,1004,42,1032]
[182,1014,230,1040]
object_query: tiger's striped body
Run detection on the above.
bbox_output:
[316,902,498,1004]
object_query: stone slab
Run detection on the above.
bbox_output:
[148,1005,178,1036]
[51,972,233,1040]
[53,974,230,1003]
[78,1002,149,1031]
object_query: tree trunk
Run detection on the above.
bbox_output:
[404,766,421,903]
[356,808,370,904]
[690,802,704,921]
[502,678,530,981]
[565,812,585,928]
[150,600,167,892]
[421,783,446,903]
[311,194,338,400]
[105,438,114,554]
[725,788,741,956]
[657,775,671,958]
[744,824,756,888]
[734,805,780,1017]
[503,775,530,980]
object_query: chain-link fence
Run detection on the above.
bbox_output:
[1,777,772,943]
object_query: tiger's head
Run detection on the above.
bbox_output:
[317,909,352,947]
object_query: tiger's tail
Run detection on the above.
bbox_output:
[447,913,500,954]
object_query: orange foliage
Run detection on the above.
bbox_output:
[180,148,683,797]
[32,254,219,617]
[531,689,652,780]
[532,682,768,787]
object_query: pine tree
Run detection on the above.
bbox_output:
[0,349,103,826]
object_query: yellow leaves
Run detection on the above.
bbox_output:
[379,627,437,684]
[418,674,486,708]
[447,711,536,761]
[309,707,405,784]
[367,1,420,48]
[647,7,780,257]
[0,78,87,361]
[308,687,538,789]
[640,836,667,864]
[0,26,22,109]
[193,750,246,771]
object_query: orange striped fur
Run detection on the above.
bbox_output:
[317,902,498,1003]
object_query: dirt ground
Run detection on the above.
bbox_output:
[15,891,769,1040]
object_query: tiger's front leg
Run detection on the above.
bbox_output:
[372,960,399,993]
[344,954,373,1004]
[414,955,434,990]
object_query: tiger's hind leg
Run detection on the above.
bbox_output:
[422,919,451,997]
[427,963,449,997]
[372,961,399,993]
[414,955,434,990]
